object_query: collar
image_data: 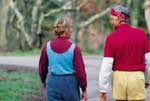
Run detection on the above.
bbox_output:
[115,23,129,30]
[57,36,68,39]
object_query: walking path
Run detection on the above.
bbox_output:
[0,56,149,101]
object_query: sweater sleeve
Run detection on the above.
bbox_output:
[73,46,87,92]
[39,44,48,83]
[104,35,114,57]
[99,36,114,93]
[145,52,150,84]
[99,57,114,93]
[144,36,150,84]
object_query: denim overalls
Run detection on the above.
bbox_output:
[46,41,80,101]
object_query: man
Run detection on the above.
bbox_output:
[99,5,150,101]
[39,17,87,101]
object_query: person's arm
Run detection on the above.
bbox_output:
[144,39,150,87]
[99,57,114,101]
[99,58,114,91]
[98,36,114,100]
[73,46,87,100]
[39,44,48,87]
[145,52,150,88]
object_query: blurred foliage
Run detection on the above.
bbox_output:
[0,0,149,52]
[0,48,41,56]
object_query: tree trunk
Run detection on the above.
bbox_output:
[31,0,42,35]
[145,0,150,35]
[72,0,79,43]
[0,0,9,50]
[130,0,140,27]
[9,0,33,49]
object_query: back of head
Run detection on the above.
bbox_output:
[54,16,72,36]
[111,4,130,21]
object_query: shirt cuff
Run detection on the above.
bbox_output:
[81,87,86,92]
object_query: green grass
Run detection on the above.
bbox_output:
[0,49,41,56]
[0,48,103,56]
[0,70,40,101]
[82,49,103,56]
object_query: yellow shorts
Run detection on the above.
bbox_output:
[112,71,146,100]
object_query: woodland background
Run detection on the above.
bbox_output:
[0,0,150,53]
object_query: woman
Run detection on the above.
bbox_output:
[39,16,87,101]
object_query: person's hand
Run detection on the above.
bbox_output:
[100,93,107,101]
[82,91,87,101]
[43,82,46,88]
[145,83,149,88]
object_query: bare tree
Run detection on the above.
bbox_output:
[9,0,33,48]
[0,0,9,49]
[0,0,118,50]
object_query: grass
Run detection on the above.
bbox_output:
[0,49,41,56]
[0,69,40,101]
[82,50,103,56]
[0,48,103,56]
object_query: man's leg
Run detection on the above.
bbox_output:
[113,71,128,100]
[116,100,127,101]
[127,72,146,101]
[130,100,145,101]
[116,100,145,101]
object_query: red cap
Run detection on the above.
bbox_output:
[111,8,129,20]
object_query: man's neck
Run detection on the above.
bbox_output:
[115,22,128,29]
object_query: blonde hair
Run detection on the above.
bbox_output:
[54,16,72,36]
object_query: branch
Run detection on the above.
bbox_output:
[145,0,150,33]
[38,1,110,34]
[78,7,111,28]
[44,1,73,17]
[37,1,74,33]
[9,1,23,26]
[32,0,42,22]
[37,13,44,34]
[9,0,32,47]
[43,0,88,18]
[76,0,89,11]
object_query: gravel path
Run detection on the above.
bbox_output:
[0,56,149,101]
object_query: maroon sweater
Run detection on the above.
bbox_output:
[104,24,150,71]
[39,36,87,91]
